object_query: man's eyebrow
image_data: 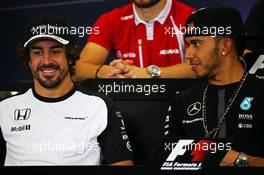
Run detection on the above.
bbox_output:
[50,45,63,49]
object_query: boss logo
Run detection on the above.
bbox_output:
[14,108,31,120]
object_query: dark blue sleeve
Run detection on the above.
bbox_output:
[97,98,133,164]
[164,93,185,138]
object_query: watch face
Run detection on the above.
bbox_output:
[236,159,247,167]
[151,67,159,74]
[235,154,249,167]
[148,65,160,77]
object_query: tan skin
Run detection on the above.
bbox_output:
[29,40,133,166]
[185,36,245,85]
[185,33,264,166]
[73,0,195,81]
[29,40,74,98]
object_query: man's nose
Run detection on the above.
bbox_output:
[185,47,194,61]
[42,52,52,63]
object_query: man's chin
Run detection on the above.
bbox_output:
[38,79,61,89]
[133,0,161,8]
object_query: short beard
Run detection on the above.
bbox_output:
[37,77,63,89]
[133,0,161,8]
[31,64,68,89]
[203,43,221,79]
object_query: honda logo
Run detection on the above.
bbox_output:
[14,108,31,120]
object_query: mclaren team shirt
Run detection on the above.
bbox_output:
[0,86,132,165]
[88,0,194,67]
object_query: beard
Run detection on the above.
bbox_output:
[199,45,221,79]
[133,0,161,8]
[31,63,68,89]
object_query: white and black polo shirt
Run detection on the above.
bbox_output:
[0,86,132,165]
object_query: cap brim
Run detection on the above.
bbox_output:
[23,34,69,48]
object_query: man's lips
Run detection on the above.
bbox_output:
[37,64,59,71]
[190,61,200,71]
[41,69,57,75]
[37,64,60,77]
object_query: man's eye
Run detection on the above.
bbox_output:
[50,49,62,54]
[193,41,200,46]
[32,50,43,55]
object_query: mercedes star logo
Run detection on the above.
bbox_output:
[187,102,201,116]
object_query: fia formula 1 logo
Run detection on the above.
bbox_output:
[160,139,231,171]
[161,140,212,170]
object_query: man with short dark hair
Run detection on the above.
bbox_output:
[0,16,133,166]
[74,0,195,80]
[164,6,264,166]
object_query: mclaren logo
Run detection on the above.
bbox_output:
[14,108,31,120]
[187,102,201,116]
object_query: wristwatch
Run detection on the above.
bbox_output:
[147,65,161,78]
[234,152,249,167]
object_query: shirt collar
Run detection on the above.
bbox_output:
[32,85,77,103]
[133,0,172,25]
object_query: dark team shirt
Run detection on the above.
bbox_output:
[165,74,264,157]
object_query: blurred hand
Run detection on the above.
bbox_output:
[107,59,132,78]
[120,65,151,78]
[107,59,151,78]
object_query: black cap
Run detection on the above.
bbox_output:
[245,0,264,38]
[185,6,245,37]
[244,0,264,53]
[23,15,74,48]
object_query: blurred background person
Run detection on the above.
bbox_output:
[74,0,196,80]
[243,0,264,76]
[244,0,264,55]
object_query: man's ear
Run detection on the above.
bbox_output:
[221,37,232,56]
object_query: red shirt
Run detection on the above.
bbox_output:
[88,0,194,67]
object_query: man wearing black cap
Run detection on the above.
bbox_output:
[244,0,264,79]
[0,16,133,165]
[164,6,264,167]
[244,0,264,55]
